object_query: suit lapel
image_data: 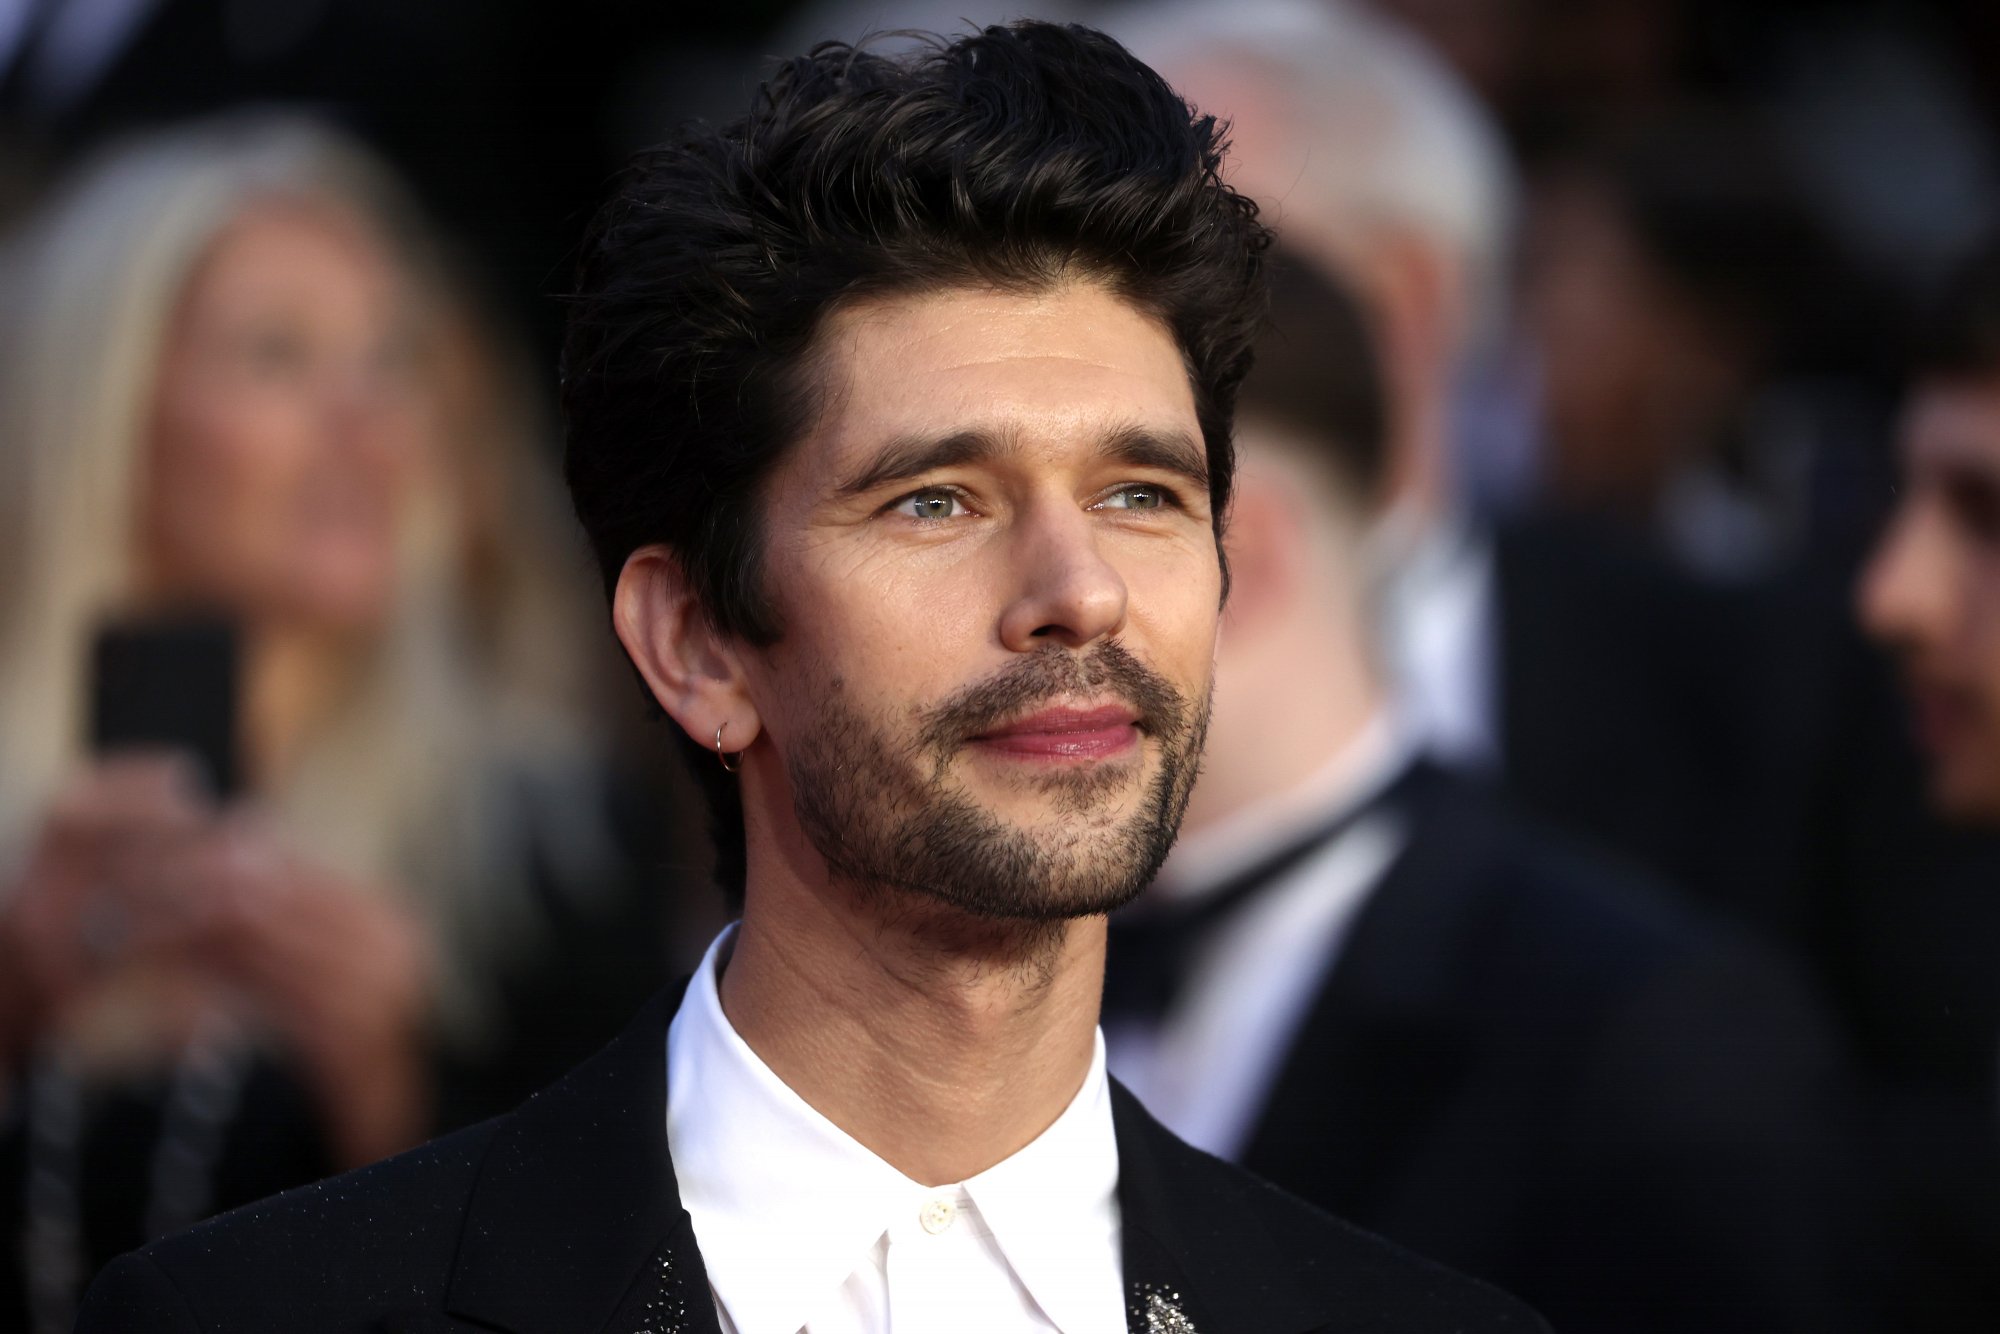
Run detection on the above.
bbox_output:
[596,1214,715,1334]
[1113,1081,1327,1334]
[444,984,722,1334]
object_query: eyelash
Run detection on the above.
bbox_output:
[885,482,1187,522]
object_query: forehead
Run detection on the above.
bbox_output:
[798,282,1199,475]
[180,198,395,322]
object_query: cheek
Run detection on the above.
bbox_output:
[1122,537,1223,676]
[1976,569,2000,681]
[1943,732,2000,824]
[759,523,1223,739]
[771,547,996,718]
[1937,558,2000,813]
[145,385,303,583]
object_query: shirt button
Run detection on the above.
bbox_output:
[919,1198,957,1234]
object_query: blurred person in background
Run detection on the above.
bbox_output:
[1853,235,2000,1330]
[1866,239,2000,829]
[1108,0,1938,975]
[1104,249,1864,1334]
[0,114,670,1331]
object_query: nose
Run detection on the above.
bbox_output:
[324,349,414,456]
[997,497,1130,652]
[1859,500,1958,654]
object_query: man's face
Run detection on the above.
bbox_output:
[740,281,1221,920]
[1861,376,2000,823]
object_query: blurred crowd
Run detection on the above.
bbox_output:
[2,0,2000,1330]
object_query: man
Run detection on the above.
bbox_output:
[1103,250,1865,1333]
[1853,237,2000,1332]
[76,22,1542,1334]
[1864,242,2000,827]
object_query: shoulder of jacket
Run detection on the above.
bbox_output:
[83,1115,509,1329]
[77,1250,204,1333]
[1141,1113,1550,1330]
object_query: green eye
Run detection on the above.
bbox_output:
[897,488,966,520]
[1102,485,1167,510]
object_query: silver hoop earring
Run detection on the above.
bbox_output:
[715,722,740,774]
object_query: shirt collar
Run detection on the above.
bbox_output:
[962,1030,1122,1334]
[665,925,1123,1334]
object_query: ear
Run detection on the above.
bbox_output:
[1219,467,1311,635]
[1369,229,1465,398]
[612,545,762,756]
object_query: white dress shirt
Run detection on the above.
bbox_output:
[666,927,1128,1334]
[1381,518,1501,773]
[1105,716,1415,1160]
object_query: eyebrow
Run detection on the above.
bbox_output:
[833,422,1210,498]
[1908,430,2000,491]
[1933,456,2000,510]
[1099,422,1211,490]
[835,429,998,497]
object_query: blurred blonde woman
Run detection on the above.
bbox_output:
[0,115,660,1331]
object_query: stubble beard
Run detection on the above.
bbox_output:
[787,641,1209,941]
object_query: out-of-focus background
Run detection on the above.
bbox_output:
[3,1,2000,1330]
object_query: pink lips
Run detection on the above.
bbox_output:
[971,704,1141,761]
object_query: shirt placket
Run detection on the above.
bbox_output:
[883,1184,990,1333]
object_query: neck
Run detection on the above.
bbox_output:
[244,626,362,791]
[719,839,1104,1187]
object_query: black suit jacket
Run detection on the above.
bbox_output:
[1236,766,1864,1334]
[1493,514,2000,1328]
[78,984,1546,1333]
[1493,511,1827,931]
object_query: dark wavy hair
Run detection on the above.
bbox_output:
[561,20,1271,900]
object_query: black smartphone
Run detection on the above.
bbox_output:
[89,615,242,799]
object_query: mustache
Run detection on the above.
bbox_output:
[914,640,1192,756]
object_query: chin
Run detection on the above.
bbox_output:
[978,764,1152,819]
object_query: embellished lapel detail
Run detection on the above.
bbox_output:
[1120,1214,1209,1334]
[1111,1080,1322,1334]
[604,1216,710,1334]
[1130,1283,1202,1333]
